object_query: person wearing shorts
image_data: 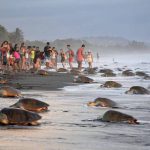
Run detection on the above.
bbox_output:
[76,44,85,71]
[87,51,93,68]
[60,49,66,68]
[66,45,74,69]
[13,48,21,72]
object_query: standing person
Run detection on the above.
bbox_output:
[97,52,100,61]
[20,43,26,71]
[54,47,58,70]
[8,43,15,70]
[51,47,58,70]
[60,49,66,68]
[0,45,2,69]
[66,44,74,69]
[0,41,10,71]
[44,42,51,68]
[76,44,85,71]
[33,47,41,70]
[13,46,21,72]
[87,51,93,68]
[25,46,31,70]
[30,46,36,67]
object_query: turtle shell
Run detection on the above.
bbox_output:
[101,81,122,88]
[57,68,68,72]
[0,86,21,97]
[126,86,150,94]
[12,98,49,112]
[75,75,94,83]
[37,70,49,75]
[94,98,117,107]
[1,108,41,124]
[102,110,136,123]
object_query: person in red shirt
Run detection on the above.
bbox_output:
[0,41,10,70]
[66,45,74,69]
[76,44,85,70]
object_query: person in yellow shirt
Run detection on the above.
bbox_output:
[30,46,35,66]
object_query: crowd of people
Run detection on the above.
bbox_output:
[0,41,94,72]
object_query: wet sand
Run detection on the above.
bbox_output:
[7,71,74,91]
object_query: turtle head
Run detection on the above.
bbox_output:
[87,101,96,106]
[10,102,21,108]
[125,90,131,94]
[128,118,139,124]
[0,112,8,125]
[16,93,22,98]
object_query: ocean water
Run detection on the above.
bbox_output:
[0,53,150,150]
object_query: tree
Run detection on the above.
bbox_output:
[0,25,9,43]
[13,28,24,43]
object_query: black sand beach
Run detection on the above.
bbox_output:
[6,71,74,91]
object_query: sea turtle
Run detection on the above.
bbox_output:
[135,71,147,77]
[125,86,150,94]
[101,81,122,88]
[100,110,139,124]
[57,68,68,73]
[144,75,150,80]
[0,78,7,84]
[74,75,94,83]
[83,68,97,75]
[37,70,49,76]
[101,72,116,77]
[70,69,81,75]
[122,70,135,76]
[99,69,113,74]
[0,86,21,97]
[0,108,41,126]
[87,97,118,108]
[10,98,49,112]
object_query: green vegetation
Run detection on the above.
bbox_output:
[0,25,24,44]
[0,24,148,52]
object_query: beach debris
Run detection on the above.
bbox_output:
[0,86,21,97]
[122,70,135,76]
[125,86,150,94]
[99,110,139,124]
[10,98,49,112]
[87,97,118,108]
[74,75,94,83]
[0,108,41,126]
[100,81,122,88]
